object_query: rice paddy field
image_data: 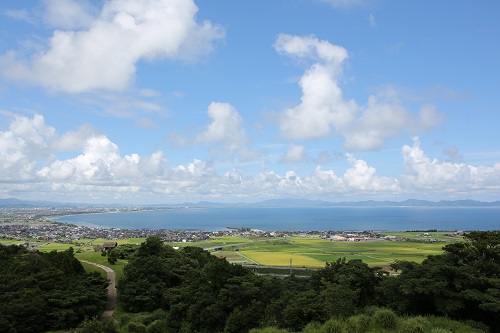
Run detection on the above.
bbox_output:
[211,235,451,268]
[1,231,462,274]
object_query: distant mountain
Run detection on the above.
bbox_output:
[0,198,34,208]
[1,197,500,209]
[0,198,103,208]
[161,198,500,208]
[248,198,334,207]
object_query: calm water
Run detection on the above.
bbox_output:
[54,207,500,231]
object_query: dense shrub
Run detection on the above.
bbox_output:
[372,308,398,329]
[400,316,432,333]
[322,318,344,333]
[344,314,370,333]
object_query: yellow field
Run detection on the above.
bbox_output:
[241,250,325,268]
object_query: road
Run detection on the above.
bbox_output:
[79,260,117,320]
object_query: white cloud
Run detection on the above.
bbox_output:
[0,0,225,92]
[275,34,356,139]
[79,90,167,118]
[344,95,442,151]
[1,114,499,202]
[0,114,54,181]
[43,0,97,29]
[197,102,249,153]
[281,144,306,163]
[275,34,442,151]
[3,9,33,23]
[51,123,102,152]
[7,113,56,159]
[402,137,500,193]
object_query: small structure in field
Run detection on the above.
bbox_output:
[103,241,118,250]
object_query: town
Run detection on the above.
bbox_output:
[0,206,466,247]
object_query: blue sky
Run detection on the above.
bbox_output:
[0,0,499,204]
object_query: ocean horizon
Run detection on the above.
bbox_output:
[54,206,500,232]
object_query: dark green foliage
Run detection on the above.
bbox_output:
[113,243,139,259]
[322,318,344,333]
[127,321,147,333]
[399,316,432,333]
[301,321,323,333]
[116,232,500,332]
[249,328,290,333]
[311,258,380,309]
[119,237,326,332]
[0,244,108,333]
[253,312,485,333]
[377,231,500,331]
[107,249,118,264]
[70,317,116,333]
[344,314,370,333]
[371,308,398,329]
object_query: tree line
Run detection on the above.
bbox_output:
[2,230,499,332]
[115,231,500,332]
[0,244,109,333]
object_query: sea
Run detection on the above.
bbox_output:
[53,207,500,232]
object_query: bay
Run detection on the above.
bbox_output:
[54,207,500,231]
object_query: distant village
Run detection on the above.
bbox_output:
[0,206,465,247]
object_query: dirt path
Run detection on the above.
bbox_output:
[79,260,117,320]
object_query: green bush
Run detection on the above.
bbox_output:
[322,318,344,333]
[372,308,397,329]
[127,321,147,333]
[344,314,370,333]
[302,321,324,333]
[249,327,290,333]
[430,328,451,333]
[70,317,116,333]
[146,319,169,333]
[426,316,487,333]
[400,316,432,333]
[117,312,132,326]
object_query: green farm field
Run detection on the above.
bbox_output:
[220,235,452,267]
[2,232,460,272]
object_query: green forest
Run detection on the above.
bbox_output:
[0,245,108,332]
[1,231,500,332]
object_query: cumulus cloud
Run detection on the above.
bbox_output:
[43,0,97,29]
[197,102,258,160]
[402,137,500,193]
[1,114,499,202]
[0,114,55,181]
[281,144,306,163]
[198,102,247,147]
[275,34,356,139]
[275,34,442,151]
[0,0,225,92]
[343,95,442,151]
[51,123,102,152]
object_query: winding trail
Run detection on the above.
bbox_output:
[79,260,117,320]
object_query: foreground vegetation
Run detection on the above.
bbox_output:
[79,307,483,333]
[2,230,499,332]
[108,232,499,332]
[0,245,108,332]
